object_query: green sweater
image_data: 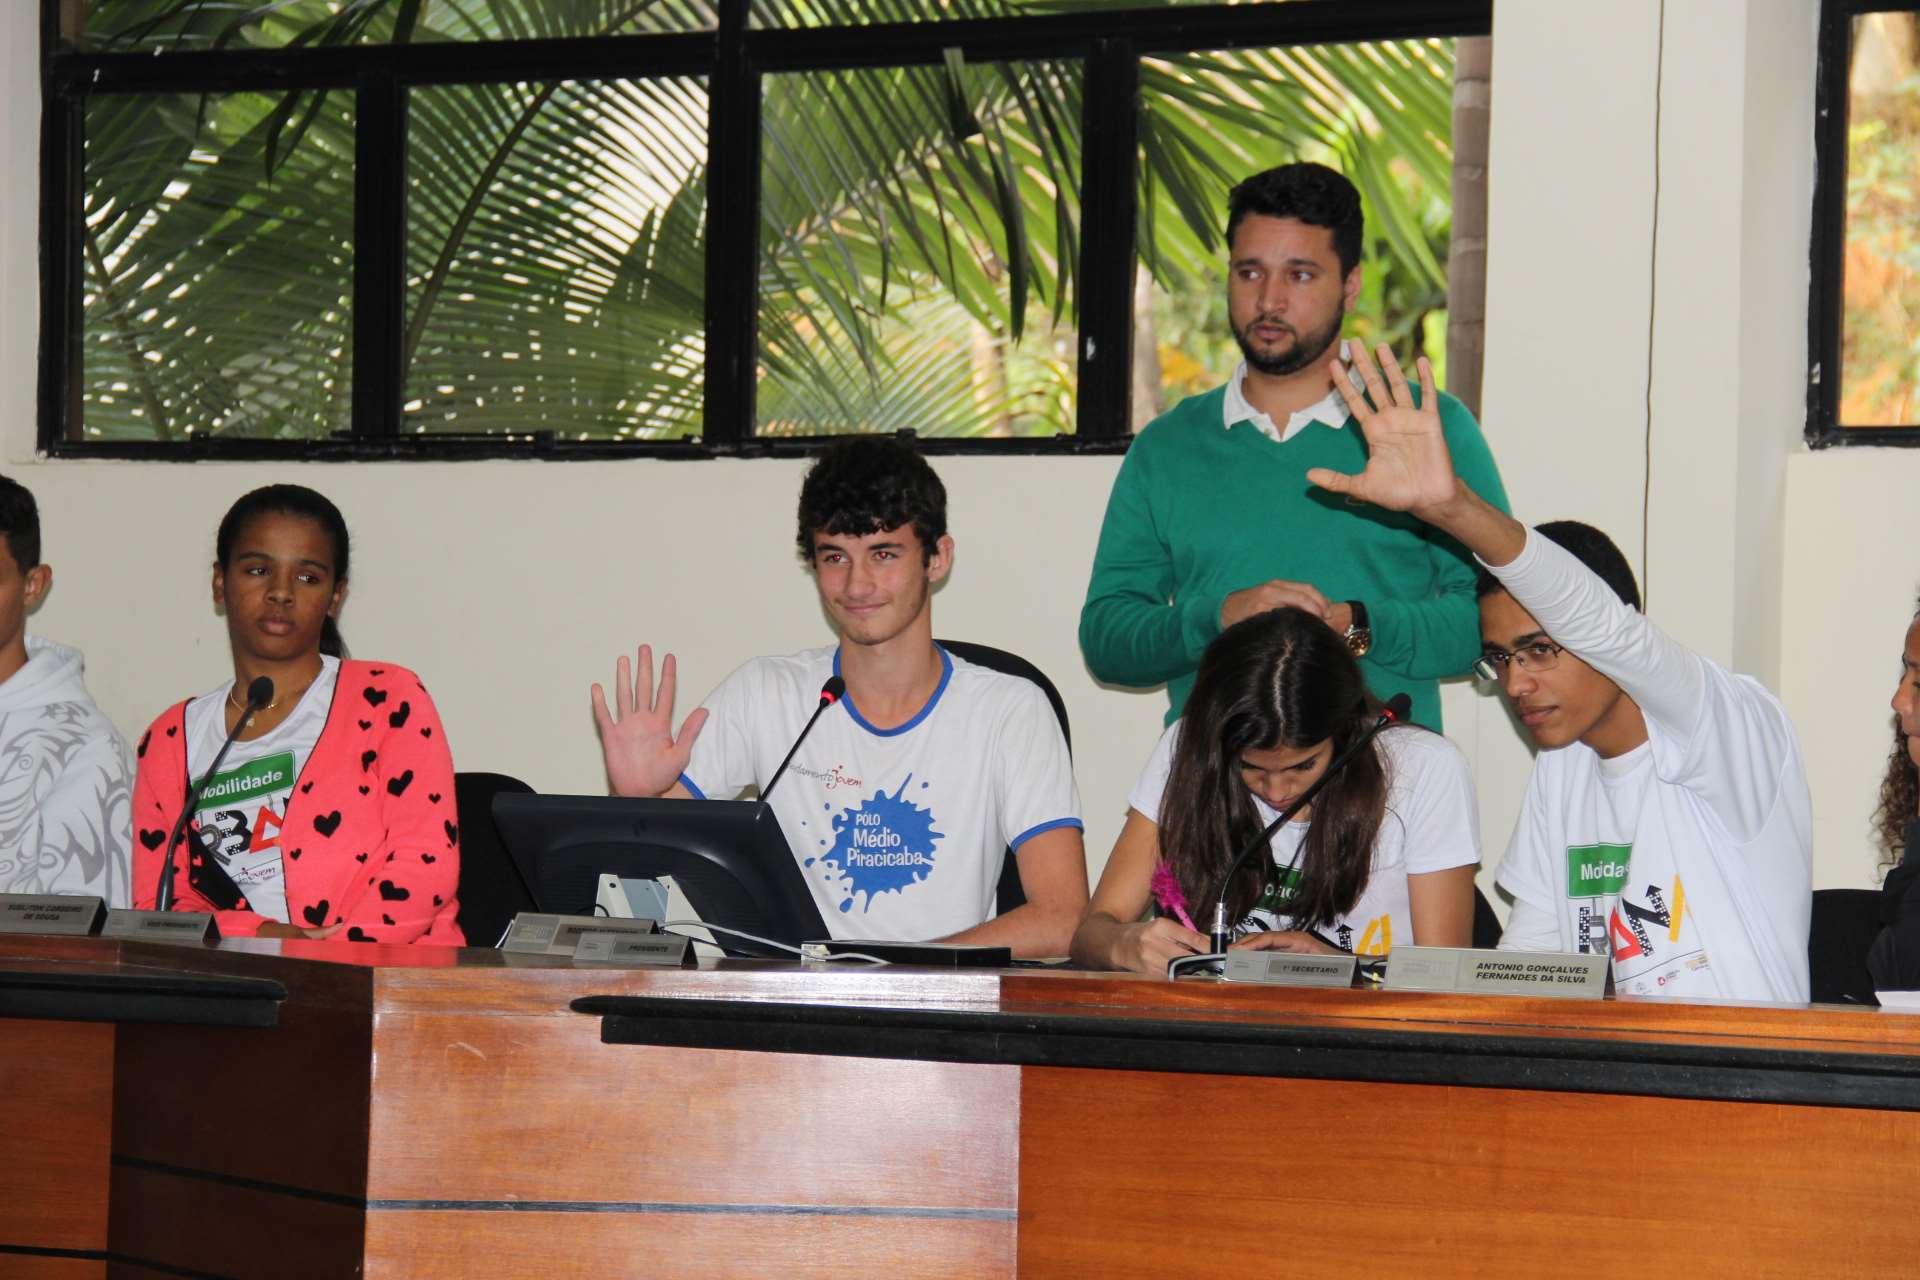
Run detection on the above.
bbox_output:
[1079,384,1510,730]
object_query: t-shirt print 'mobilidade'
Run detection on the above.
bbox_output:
[182,657,340,924]
[1565,840,1716,997]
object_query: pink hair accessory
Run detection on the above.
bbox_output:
[1149,863,1199,933]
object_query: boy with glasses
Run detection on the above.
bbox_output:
[1307,345,1812,1003]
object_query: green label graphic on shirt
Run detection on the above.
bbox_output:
[1566,843,1632,899]
[1254,865,1306,914]
[193,752,296,812]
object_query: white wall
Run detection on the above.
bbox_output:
[1464,0,1840,904]
[22,455,1168,874]
[1781,450,1920,886]
[5,0,1901,899]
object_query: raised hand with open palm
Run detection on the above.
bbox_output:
[1307,342,1525,567]
[1305,343,1460,518]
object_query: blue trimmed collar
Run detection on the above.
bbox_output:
[831,645,954,737]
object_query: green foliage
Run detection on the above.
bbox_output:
[81,88,357,440]
[72,0,1456,443]
[1843,73,1920,427]
[1138,41,1454,419]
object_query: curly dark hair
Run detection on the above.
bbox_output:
[1225,162,1364,277]
[1876,600,1920,872]
[1158,607,1391,932]
[795,437,948,565]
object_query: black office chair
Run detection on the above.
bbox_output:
[1472,885,1503,950]
[1809,887,1882,1005]
[454,771,539,946]
[935,639,1073,916]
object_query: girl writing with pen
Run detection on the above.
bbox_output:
[1069,607,1479,975]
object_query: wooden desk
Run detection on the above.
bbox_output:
[3,935,1917,1278]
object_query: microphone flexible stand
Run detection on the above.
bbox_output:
[153,677,274,913]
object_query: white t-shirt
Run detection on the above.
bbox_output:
[183,658,340,923]
[1489,533,1812,1002]
[681,646,1082,942]
[1127,721,1480,955]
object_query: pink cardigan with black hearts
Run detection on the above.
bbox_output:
[131,659,465,945]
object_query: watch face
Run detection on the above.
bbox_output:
[1346,630,1372,658]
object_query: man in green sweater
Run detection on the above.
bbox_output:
[1079,163,1509,729]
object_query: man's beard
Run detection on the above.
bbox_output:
[1233,305,1344,378]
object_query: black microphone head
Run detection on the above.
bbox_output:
[820,676,847,705]
[1382,692,1413,722]
[245,676,275,710]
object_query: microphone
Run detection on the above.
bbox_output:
[153,676,274,912]
[1204,693,1412,957]
[760,676,846,804]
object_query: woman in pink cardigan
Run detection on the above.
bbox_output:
[131,485,463,944]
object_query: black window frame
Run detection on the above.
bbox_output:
[39,0,1491,462]
[1809,0,1920,447]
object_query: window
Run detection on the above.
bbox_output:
[1811,3,1920,443]
[45,0,1490,459]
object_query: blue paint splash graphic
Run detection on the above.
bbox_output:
[822,775,945,912]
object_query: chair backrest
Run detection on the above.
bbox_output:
[454,771,538,946]
[934,640,1074,917]
[1472,885,1503,950]
[936,639,1072,755]
[1809,887,1882,1005]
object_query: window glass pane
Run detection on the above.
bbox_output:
[73,0,713,52]
[1135,39,1458,429]
[758,60,1082,438]
[78,90,355,443]
[406,78,707,440]
[1841,12,1920,427]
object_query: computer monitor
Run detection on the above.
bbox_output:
[491,793,829,959]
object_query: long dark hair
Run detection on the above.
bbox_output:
[1158,607,1390,931]
[1877,599,1920,872]
[215,485,351,658]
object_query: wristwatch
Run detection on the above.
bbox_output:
[1342,600,1372,657]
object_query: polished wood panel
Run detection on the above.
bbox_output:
[1000,969,1920,1052]
[1017,1064,1920,1277]
[363,1208,1013,1280]
[107,1162,364,1280]
[367,1009,1018,1209]
[112,981,373,1200]
[0,1255,105,1278]
[369,951,1007,1016]
[0,1021,111,1254]
[13,935,1920,1278]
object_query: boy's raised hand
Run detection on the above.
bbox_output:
[1306,342,1460,519]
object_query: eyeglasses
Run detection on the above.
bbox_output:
[1474,641,1564,683]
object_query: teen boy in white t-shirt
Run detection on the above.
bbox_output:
[0,475,134,906]
[591,438,1088,957]
[1306,344,1812,1003]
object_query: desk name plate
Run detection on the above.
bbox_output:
[0,893,106,936]
[1221,950,1358,988]
[573,932,694,967]
[1385,946,1607,999]
[100,910,220,944]
[500,912,659,956]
